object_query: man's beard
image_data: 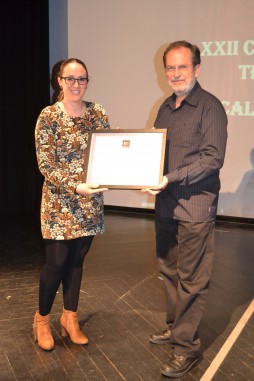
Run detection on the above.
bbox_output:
[169,78,196,97]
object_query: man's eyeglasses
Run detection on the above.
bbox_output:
[164,64,193,73]
[60,76,88,85]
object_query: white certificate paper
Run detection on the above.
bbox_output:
[84,129,166,189]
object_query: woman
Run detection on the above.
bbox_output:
[34,58,110,351]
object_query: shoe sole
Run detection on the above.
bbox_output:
[161,357,198,377]
[149,338,171,345]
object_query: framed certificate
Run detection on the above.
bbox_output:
[84,129,166,189]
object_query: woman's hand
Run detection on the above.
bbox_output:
[141,176,168,196]
[76,183,108,195]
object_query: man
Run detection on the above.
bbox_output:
[143,41,227,378]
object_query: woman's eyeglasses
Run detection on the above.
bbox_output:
[60,76,88,85]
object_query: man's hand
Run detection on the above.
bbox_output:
[76,183,108,195]
[141,176,169,196]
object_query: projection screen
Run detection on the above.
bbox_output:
[67,0,254,218]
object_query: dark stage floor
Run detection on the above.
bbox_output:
[0,211,253,381]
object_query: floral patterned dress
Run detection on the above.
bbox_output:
[35,101,110,240]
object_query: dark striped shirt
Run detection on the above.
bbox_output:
[154,82,227,222]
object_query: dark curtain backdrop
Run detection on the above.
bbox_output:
[0,0,50,218]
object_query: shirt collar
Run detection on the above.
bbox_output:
[184,81,201,107]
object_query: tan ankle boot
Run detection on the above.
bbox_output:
[33,311,54,351]
[60,308,88,345]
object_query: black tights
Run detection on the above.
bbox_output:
[39,236,94,316]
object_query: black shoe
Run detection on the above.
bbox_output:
[161,355,198,378]
[149,329,171,344]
